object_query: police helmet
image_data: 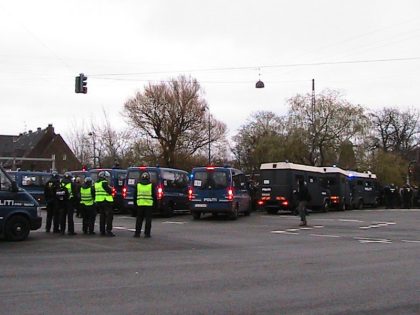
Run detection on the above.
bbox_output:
[141,172,150,181]
[84,177,93,184]
[51,171,59,180]
[64,172,72,180]
[98,170,111,180]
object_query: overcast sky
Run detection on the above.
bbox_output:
[1,0,419,143]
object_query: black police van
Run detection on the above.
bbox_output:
[189,166,252,220]
[346,170,379,209]
[258,162,331,214]
[322,166,379,210]
[0,165,42,241]
[124,166,189,217]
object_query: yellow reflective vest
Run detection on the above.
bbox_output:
[80,186,94,206]
[136,183,153,207]
[95,180,113,202]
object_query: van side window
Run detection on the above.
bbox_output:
[162,170,176,187]
[22,175,37,186]
[233,175,241,189]
[174,172,188,188]
[0,172,12,191]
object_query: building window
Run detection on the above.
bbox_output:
[63,154,67,161]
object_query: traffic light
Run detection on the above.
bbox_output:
[75,73,88,94]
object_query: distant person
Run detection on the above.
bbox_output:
[80,177,96,235]
[401,185,413,209]
[95,171,115,237]
[296,179,311,226]
[133,172,156,238]
[44,171,60,233]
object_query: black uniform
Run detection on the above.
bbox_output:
[296,180,311,226]
[44,177,60,233]
[59,178,76,235]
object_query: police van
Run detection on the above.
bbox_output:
[189,166,251,220]
[7,170,51,207]
[124,166,189,217]
[346,170,379,209]
[258,162,331,214]
[0,165,42,241]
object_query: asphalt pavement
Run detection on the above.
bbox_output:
[1,208,419,315]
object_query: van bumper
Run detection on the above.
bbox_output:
[190,202,233,213]
[31,217,42,230]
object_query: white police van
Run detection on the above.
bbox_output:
[0,165,42,241]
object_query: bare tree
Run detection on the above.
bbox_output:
[369,107,420,156]
[123,75,227,167]
[287,89,368,166]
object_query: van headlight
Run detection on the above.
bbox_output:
[37,207,42,217]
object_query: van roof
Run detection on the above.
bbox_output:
[260,162,323,173]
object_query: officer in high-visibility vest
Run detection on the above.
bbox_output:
[95,171,115,237]
[59,172,77,235]
[134,172,156,238]
[80,177,96,235]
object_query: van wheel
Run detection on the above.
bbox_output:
[357,200,363,210]
[340,202,346,211]
[5,215,30,241]
[192,212,201,220]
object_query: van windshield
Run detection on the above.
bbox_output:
[127,170,158,185]
[193,171,229,189]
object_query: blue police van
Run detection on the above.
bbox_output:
[189,166,252,220]
[0,165,42,241]
[124,166,189,217]
[7,170,51,207]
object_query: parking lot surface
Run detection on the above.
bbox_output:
[1,209,419,315]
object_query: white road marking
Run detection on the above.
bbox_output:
[271,230,299,235]
[299,227,313,230]
[113,226,136,232]
[338,219,364,223]
[313,225,324,228]
[286,228,299,232]
[310,234,341,238]
[401,240,420,243]
[162,221,187,224]
[354,237,392,244]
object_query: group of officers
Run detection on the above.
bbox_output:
[383,183,418,209]
[43,171,155,238]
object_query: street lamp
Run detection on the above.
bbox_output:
[202,105,211,164]
[88,131,97,168]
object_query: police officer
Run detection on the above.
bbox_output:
[60,172,77,235]
[134,172,156,238]
[44,171,60,233]
[296,179,311,227]
[95,171,115,237]
[80,177,96,235]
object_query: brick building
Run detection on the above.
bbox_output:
[0,124,81,173]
